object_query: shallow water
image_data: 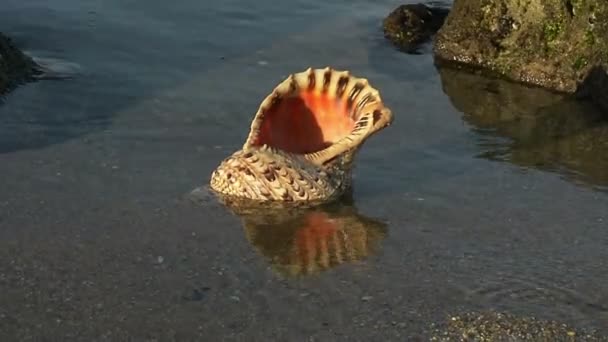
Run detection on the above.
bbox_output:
[1,0,608,340]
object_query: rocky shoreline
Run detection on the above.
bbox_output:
[384,0,608,112]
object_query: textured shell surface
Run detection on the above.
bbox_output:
[210,145,347,203]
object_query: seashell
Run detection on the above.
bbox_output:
[209,67,393,203]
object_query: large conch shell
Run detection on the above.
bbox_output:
[209,67,393,203]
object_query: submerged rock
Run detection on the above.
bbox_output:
[383,3,449,53]
[434,0,608,108]
[0,32,38,94]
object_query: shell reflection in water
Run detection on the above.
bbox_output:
[229,198,387,277]
[430,311,604,341]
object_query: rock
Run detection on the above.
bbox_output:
[0,32,39,94]
[383,4,449,53]
[434,0,608,101]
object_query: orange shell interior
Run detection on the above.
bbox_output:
[253,90,355,154]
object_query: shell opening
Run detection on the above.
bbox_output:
[244,67,393,163]
[253,89,359,154]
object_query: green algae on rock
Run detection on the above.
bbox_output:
[0,32,38,94]
[434,0,608,98]
[383,3,449,53]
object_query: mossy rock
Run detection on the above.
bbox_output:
[434,0,608,97]
[0,32,38,94]
[383,4,449,53]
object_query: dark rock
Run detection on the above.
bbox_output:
[577,64,608,112]
[434,0,608,100]
[0,32,39,94]
[383,3,449,53]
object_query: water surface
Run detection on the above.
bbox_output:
[1,0,607,340]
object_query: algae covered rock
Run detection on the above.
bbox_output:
[0,32,38,94]
[434,0,608,96]
[383,3,449,53]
